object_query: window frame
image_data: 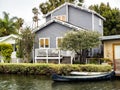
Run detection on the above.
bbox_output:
[54,15,66,21]
[39,38,50,48]
[56,37,63,48]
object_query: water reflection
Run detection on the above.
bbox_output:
[0,74,120,90]
[52,81,119,90]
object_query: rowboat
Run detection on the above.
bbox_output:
[70,71,108,76]
[52,71,115,82]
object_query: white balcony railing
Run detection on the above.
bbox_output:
[34,48,75,64]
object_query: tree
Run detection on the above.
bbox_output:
[0,12,18,36]
[60,30,101,64]
[17,27,35,63]
[39,0,84,14]
[32,7,39,28]
[15,18,24,34]
[89,3,120,35]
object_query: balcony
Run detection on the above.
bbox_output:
[34,48,75,64]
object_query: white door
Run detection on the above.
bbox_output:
[114,45,120,59]
[114,45,120,71]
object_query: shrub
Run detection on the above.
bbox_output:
[0,43,13,63]
[0,63,112,75]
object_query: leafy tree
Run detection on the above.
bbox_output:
[17,27,35,63]
[0,12,18,36]
[60,30,101,64]
[89,3,120,35]
[39,0,84,14]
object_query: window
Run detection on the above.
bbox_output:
[99,19,102,26]
[55,15,66,21]
[56,37,63,48]
[39,38,50,48]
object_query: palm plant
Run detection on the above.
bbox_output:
[32,7,39,28]
[0,12,18,36]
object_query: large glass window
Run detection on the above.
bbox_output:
[39,38,50,48]
[56,37,63,48]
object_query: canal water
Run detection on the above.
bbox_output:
[0,74,120,90]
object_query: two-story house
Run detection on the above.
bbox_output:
[33,2,105,64]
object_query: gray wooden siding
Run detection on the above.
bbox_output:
[68,6,92,30]
[35,22,72,49]
[52,6,66,17]
[94,15,103,34]
[46,5,66,22]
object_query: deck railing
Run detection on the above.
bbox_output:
[34,48,75,64]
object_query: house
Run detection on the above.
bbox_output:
[33,2,105,64]
[0,34,18,63]
[101,35,120,76]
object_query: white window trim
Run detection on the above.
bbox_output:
[99,18,102,26]
[39,38,50,49]
[92,13,94,31]
[56,37,63,48]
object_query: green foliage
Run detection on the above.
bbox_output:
[0,43,13,63]
[0,63,112,75]
[0,12,24,36]
[60,30,101,63]
[89,3,120,35]
[39,0,84,14]
[17,27,35,62]
[0,12,18,36]
[16,39,23,58]
[61,30,101,51]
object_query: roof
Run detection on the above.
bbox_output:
[0,34,18,42]
[43,2,105,20]
[32,19,85,33]
[100,35,120,41]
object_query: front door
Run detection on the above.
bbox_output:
[113,44,120,71]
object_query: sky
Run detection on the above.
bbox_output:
[0,0,120,26]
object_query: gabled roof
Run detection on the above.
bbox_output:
[0,34,18,42]
[100,35,120,41]
[43,2,105,20]
[32,19,85,33]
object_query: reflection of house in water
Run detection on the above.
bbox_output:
[0,34,18,63]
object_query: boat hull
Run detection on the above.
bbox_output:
[52,71,115,82]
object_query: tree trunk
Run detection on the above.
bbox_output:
[76,49,88,64]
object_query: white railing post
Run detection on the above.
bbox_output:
[46,49,48,63]
[58,49,60,64]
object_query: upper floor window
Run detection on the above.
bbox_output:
[55,15,66,21]
[56,37,63,48]
[99,19,102,26]
[39,38,50,48]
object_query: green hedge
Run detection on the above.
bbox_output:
[0,63,112,75]
[0,43,13,63]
